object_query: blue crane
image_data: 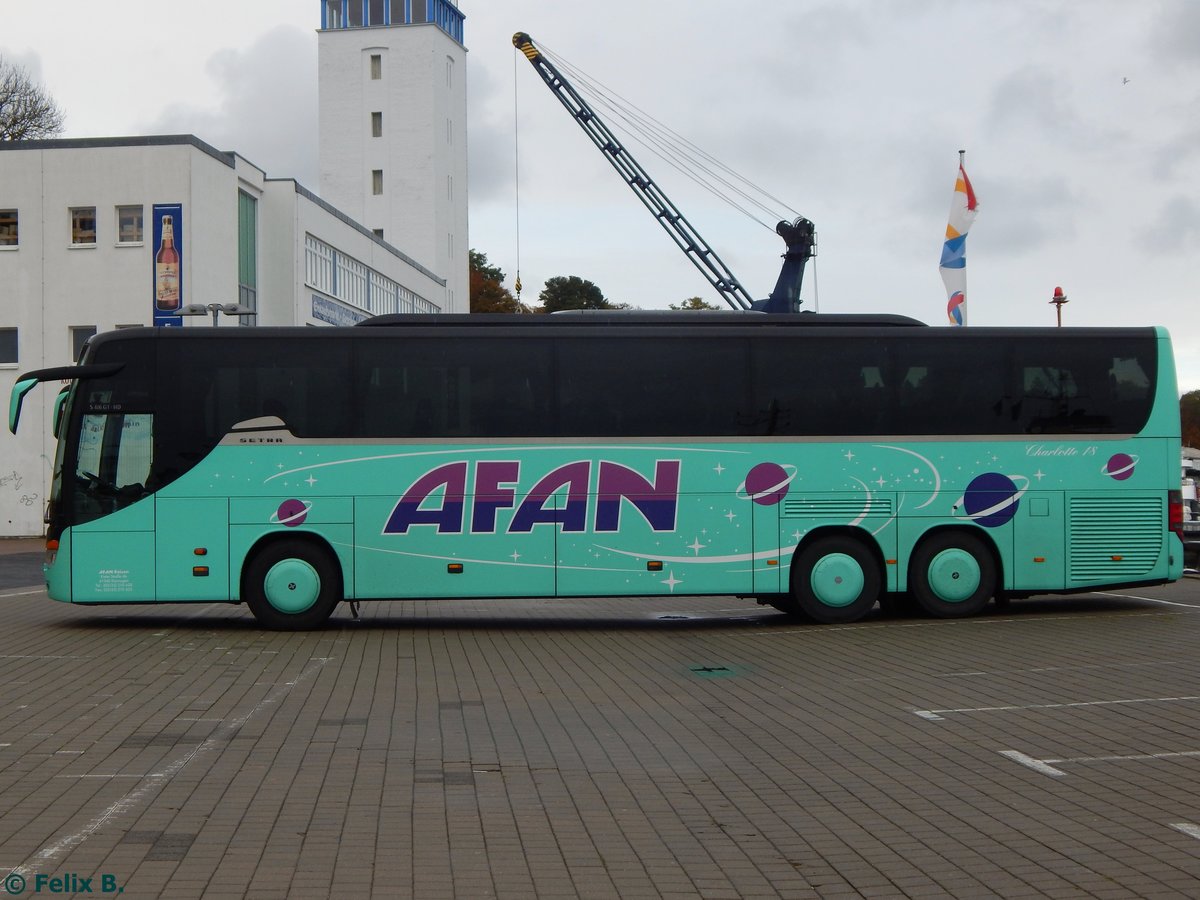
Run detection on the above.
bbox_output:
[513,31,815,313]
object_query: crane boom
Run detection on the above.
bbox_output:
[514,31,757,311]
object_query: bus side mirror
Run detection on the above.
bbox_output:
[52,387,69,439]
[7,377,38,434]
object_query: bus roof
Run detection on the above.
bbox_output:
[357,312,929,328]
[79,317,1168,354]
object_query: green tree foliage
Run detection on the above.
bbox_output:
[469,249,505,284]
[1182,390,1200,449]
[668,296,721,310]
[538,275,613,312]
[469,249,521,314]
[0,56,64,140]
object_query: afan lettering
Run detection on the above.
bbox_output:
[383,460,681,535]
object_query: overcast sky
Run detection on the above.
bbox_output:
[5,0,1198,391]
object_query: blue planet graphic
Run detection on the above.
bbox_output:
[953,472,1028,528]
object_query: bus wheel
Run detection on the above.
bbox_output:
[791,535,881,624]
[909,531,996,618]
[244,539,342,630]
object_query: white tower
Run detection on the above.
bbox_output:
[318,0,468,312]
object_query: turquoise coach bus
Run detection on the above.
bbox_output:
[7,313,1186,629]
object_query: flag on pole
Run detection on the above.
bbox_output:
[940,152,978,326]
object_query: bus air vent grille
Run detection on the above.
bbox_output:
[782,497,894,519]
[1068,496,1163,582]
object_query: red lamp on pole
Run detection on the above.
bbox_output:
[1050,286,1068,327]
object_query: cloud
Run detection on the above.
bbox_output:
[140,25,318,187]
[1151,0,1200,66]
[1138,195,1200,254]
[0,47,47,82]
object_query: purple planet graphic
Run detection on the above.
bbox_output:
[1101,453,1138,481]
[271,498,312,527]
[735,462,798,506]
[953,472,1028,528]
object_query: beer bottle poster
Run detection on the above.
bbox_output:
[151,204,184,327]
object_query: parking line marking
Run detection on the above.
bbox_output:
[1000,750,1067,777]
[0,589,43,598]
[935,659,1183,679]
[1002,749,1200,779]
[1170,822,1200,841]
[1095,591,1200,609]
[914,695,1200,720]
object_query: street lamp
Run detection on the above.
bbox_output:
[175,302,257,325]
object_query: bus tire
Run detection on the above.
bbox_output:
[909,531,996,618]
[243,538,342,630]
[791,535,881,624]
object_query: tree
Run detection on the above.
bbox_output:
[469,249,521,314]
[669,296,721,311]
[469,249,505,284]
[0,57,64,141]
[539,275,612,312]
[1182,390,1200,449]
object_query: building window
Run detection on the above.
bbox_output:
[70,326,97,362]
[71,207,97,245]
[0,328,16,364]
[238,190,258,326]
[116,205,143,244]
[371,111,383,137]
[373,228,384,239]
[0,209,16,247]
[369,0,386,25]
[370,54,382,80]
[325,0,342,28]
[372,170,383,195]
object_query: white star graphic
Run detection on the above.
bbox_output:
[661,571,682,592]
[688,537,705,555]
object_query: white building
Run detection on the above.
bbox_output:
[0,135,450,536]
[318,0,469,311]
[0,2,470,537]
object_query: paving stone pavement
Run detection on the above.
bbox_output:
[2,579,1200,898]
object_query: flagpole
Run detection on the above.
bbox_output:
[958,150,966,326]
[940,149,976,328]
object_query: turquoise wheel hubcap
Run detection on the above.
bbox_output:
[926,548,981,603]
[810,553,865,607]
[264,559,320,613]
